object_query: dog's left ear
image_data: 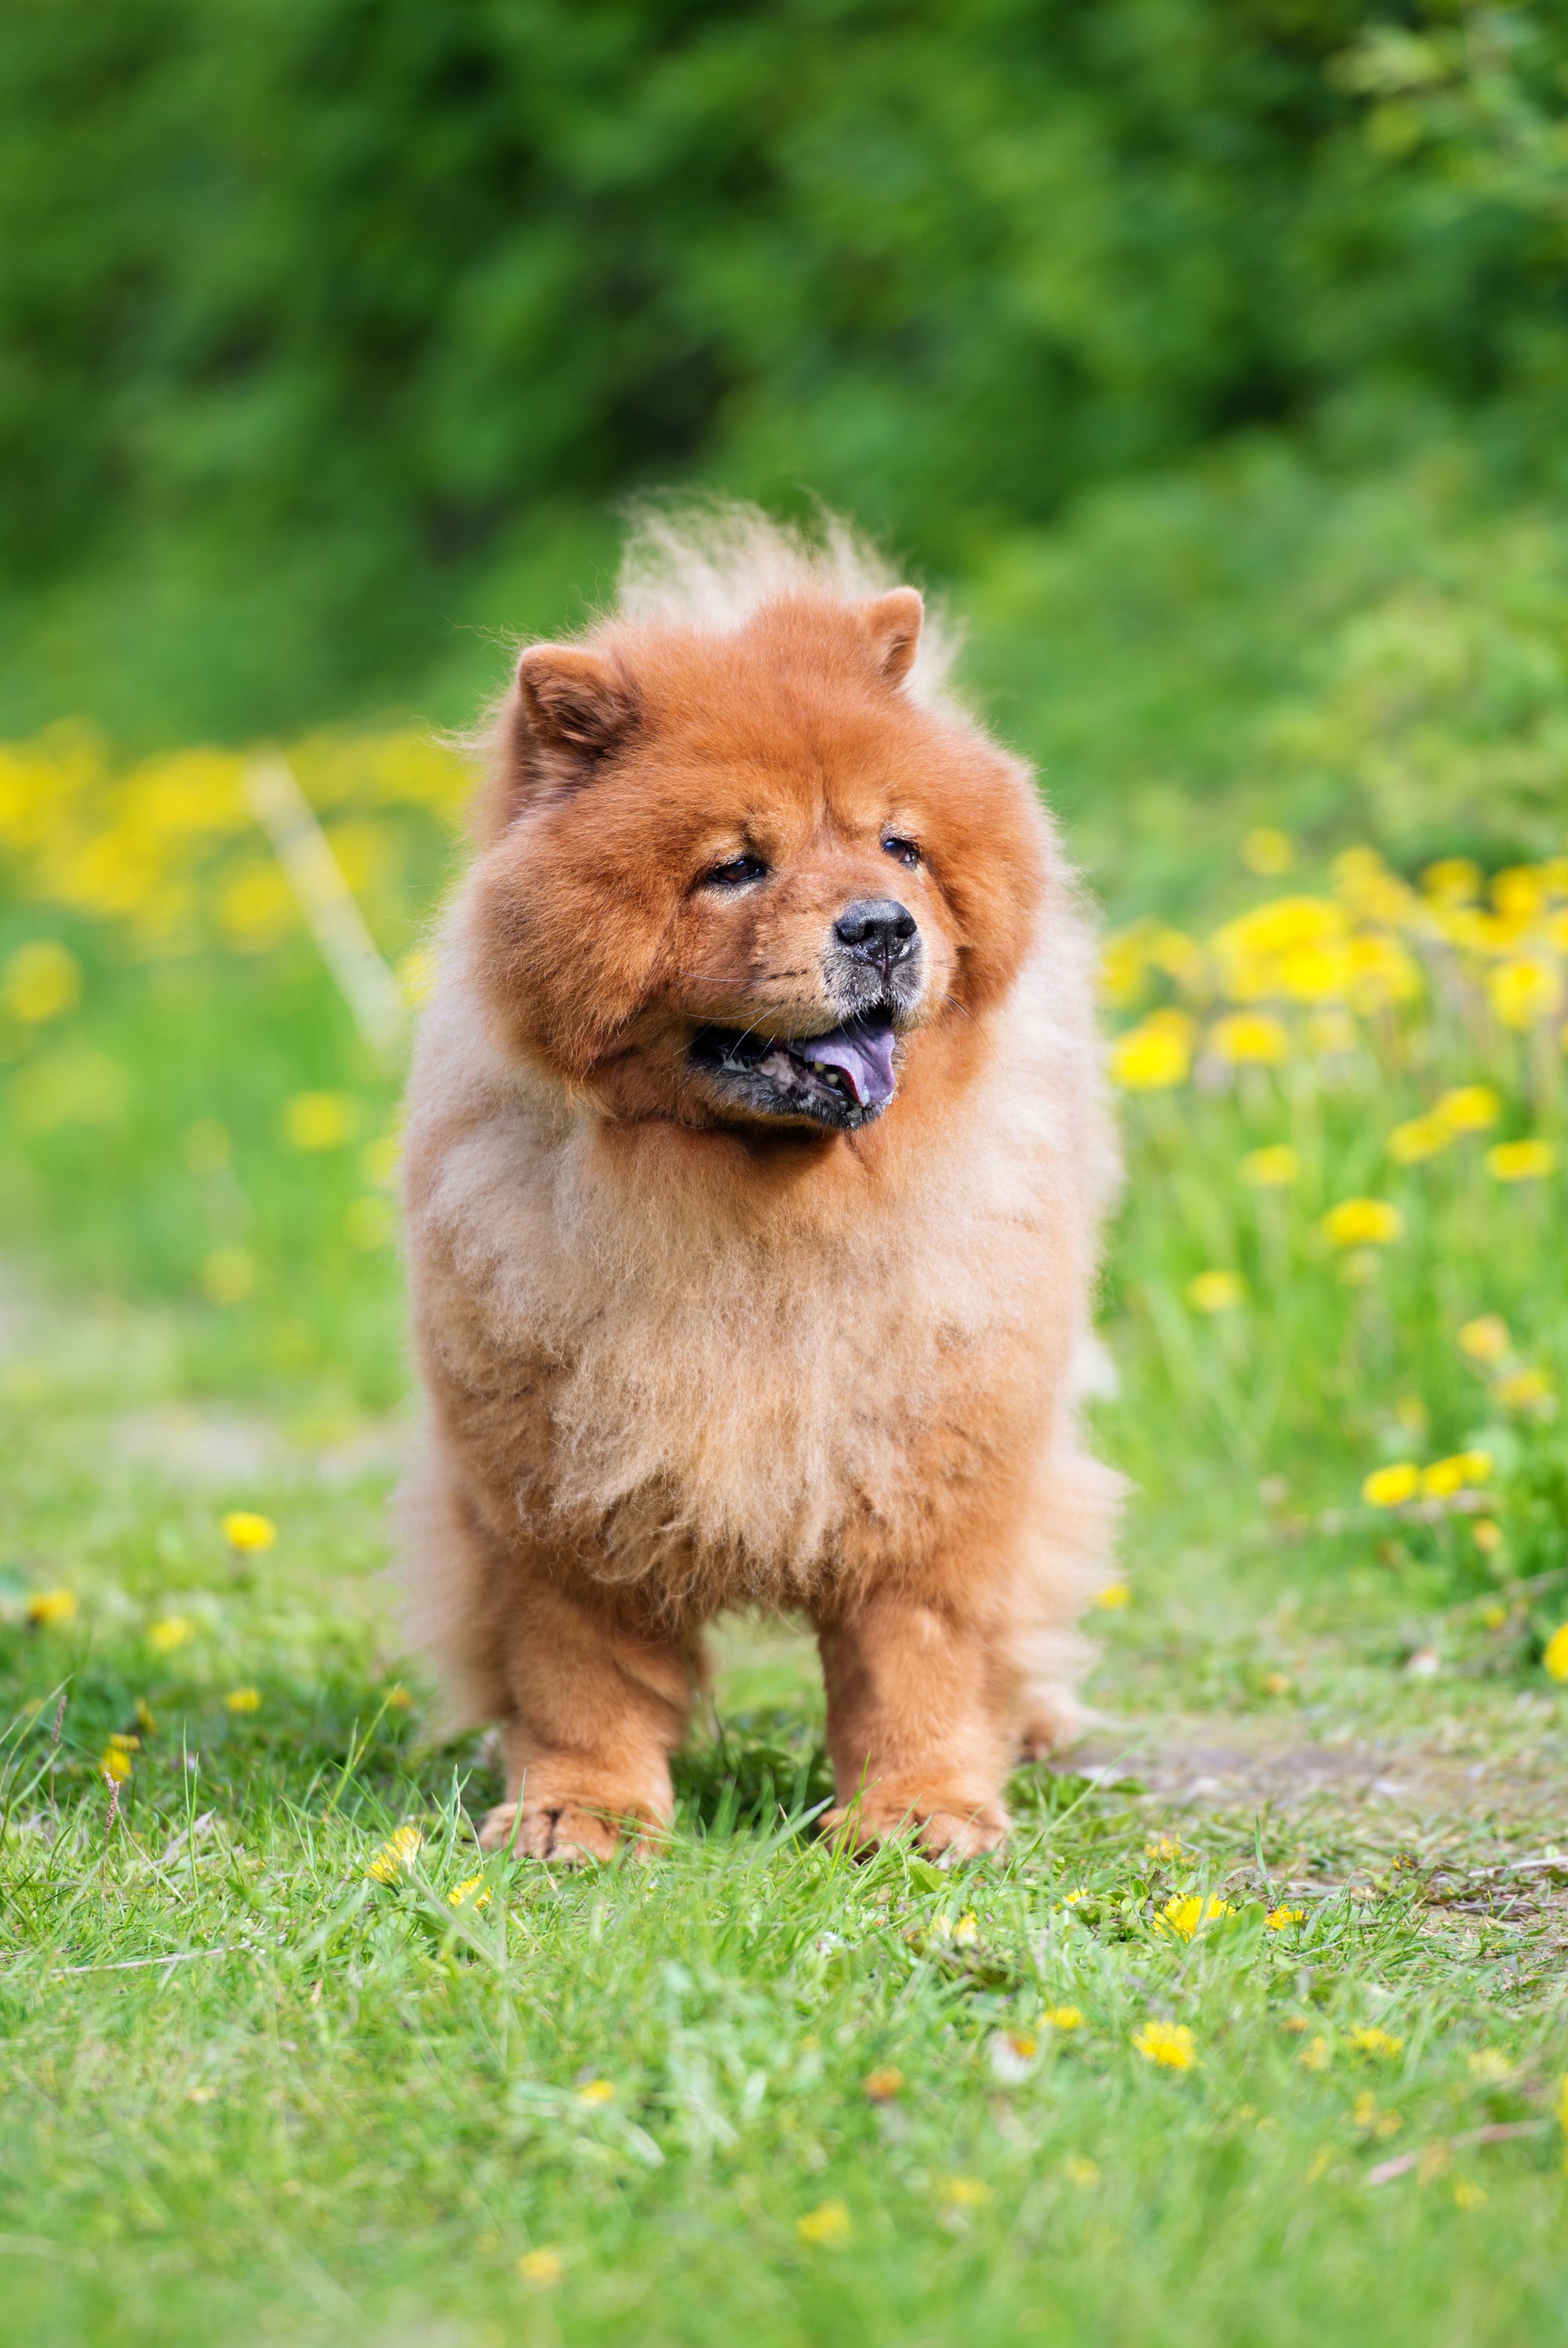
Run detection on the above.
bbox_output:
[858,588,924,688]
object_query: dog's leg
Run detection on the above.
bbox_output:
[815,1591,1012,1862]
[477,1575,695,1864]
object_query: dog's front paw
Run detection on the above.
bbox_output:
[823,1789,1009,1864]
[477,1765,670,1864]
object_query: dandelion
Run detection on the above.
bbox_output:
[1241,827,1294,876]
[365,1824,423,1883]
[1064,2156,1100,2187]
[1422,1451,1492,1497]
[1186,1269,1244,1312]
[25,1588,78,1628]
[1263,1671,1292,1696]
[1542,1624,1568,1682]
[201,1247,257,1305]
[1321,1198,1402,1248]
[1157,1896,1234,1940]
[98,1732,138,1782]
[952,1911,978,1946]
[1145,1835,1186,1862]
[1240,1144,1299,1188]
[576,2079,615,2105]
[1486,1138,1556,1183]
[1265,1907,1305,1931]
[1494,1366,1555,1412]
[221,1512,276,1553]
[862,2067,904,2102]
[224,1687,261,1714]
[517,2248,564,2286]
[797,2200,852,2246]
[2,939,82,1023]
[1467,2049,1514,2084]
[1132,2020,1196,2070]
[1209,1012,1290,1065]
[1044,2005,1083,2030]
[1458,1315,1510,1364]
[148,1614,195,1653]
[1298,2036,1332,2072]
[1434,1085,1501,1134]
[1094,1580,1132,1609]
[1388,1116,1449,1166]
[1111,1021,1189,1090]
[1472,1521,1503,1555]
[1062,1889,1091,1908]
[1489,957,1562,1029]
[1422,858,1482,904]
[281,1091,358,1151]
[447,1876,492,1911]
[1347,2027,1403,2059]
[1363,1463,1420,1507]
[938,2176,995,2212]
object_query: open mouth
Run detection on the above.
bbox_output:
[689,1007,899,1130]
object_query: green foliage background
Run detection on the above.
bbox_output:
[5,0,1568,814]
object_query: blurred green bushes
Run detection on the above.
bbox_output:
[3,0,1568,746]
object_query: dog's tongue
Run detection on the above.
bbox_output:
[798,1015,898,1107]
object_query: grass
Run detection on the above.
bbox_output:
[5,673,1568,2340]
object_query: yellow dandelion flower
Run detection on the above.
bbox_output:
[517,2248,564,2286]
[1421,858,1483,905]
[1044,2005,1083,2030]
[797,2200,852,2246]
[1265,1907,1306,1931]
[1467,2049,1514,2084]
[365,1824,423,1883]
[223,1687,261,1714]
[938,2176,993,2208]
[1347,2027,1403,2059]
[1487,1138,1556,1183]
[1434,1085,1501,1134]
[1209,1011,1290,1065]
[862,2067,904,2102]
[147,1614,194,1653]
[1132,2020,1196,2070]
[1422,1451,1492,1497]
[1064,2155,1101,2187]
[1278,942,1352,1003]
[1542,1624,1568,1682]
[1241,827,1294,876]
[99,1736,136,1784]
[2,939,82,1024]
[1458,1314,1510,1365]
[1473,1520,1503,1555]
[1111,1021,1189,1091]
[447,1876,492,1911]
[1185,1268,1244,1313]
[1062,1889,1091,1907]
[952,1911,979,1946]
[1263,1671,1292,1696]
[1240,1144,1298,1189]
[1489,957,1563,1030]
[24,1588,78,1628]
[1321,1197,1402,1248]
[1494,1366,1555,1411]
[1363,1463,1419,1507]
[201,1247,257,1306]
[221,1511,276,1553]
[1157,1896,1235,1940]
[1348,934,1422,1011]
[1094,1580,1132,1610]
[1388,1116,1449,1166]
[576,2079,615,2105]
[1298,2035,1332,2072]
[280,1091,358,1151]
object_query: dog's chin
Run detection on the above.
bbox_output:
[688,1007,901,1134]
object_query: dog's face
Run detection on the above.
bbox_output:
[469,592,1044,1134]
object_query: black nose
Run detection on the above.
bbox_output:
[833,898,918,969]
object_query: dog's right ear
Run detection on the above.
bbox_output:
[482,645,639,835]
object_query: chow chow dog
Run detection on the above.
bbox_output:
[401,504,1121,1863]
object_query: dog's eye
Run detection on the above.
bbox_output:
[882,835,920,869]
[702,853,769,889]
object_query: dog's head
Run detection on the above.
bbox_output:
[466,588,1046,1134]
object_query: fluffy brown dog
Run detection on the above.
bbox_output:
[401,505,1121,1863]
